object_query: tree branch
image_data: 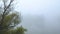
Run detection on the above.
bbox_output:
[0,0,14,26]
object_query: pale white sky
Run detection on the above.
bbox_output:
[15,0,60,34]
[15,0,60,15]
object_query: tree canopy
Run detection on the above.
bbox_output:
[0,0,27,34]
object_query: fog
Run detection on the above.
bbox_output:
[16,0,60,34]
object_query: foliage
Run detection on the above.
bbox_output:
[0,0,27,34]
[9,26,27,34]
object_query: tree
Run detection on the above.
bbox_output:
[0,0,27,34]
[9,26,27,34]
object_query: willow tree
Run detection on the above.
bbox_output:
[0,0,26,34]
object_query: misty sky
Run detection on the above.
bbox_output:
[0,0,60,34]
[16,0,60,15]
[15,0,60,34]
